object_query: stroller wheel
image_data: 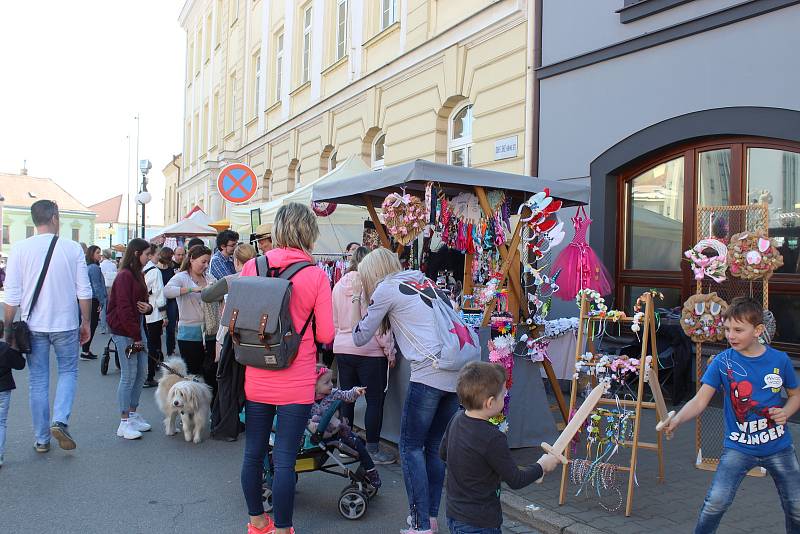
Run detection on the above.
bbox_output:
[338,488,368,520]
[114,352,120,369]
[262,486,273,513]
[100,352,110,375]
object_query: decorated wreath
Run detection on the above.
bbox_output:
[311,201,337,217]
[681,293,728,343]
[727,230,784,280]
[684,238,728,283]
[382,192,428,245]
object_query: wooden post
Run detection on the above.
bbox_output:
[364,194,390,249]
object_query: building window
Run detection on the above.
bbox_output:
[229,0,239,26]
[336,0,348,61]
[188,40,194,80]
[71,228,80,242]
[275,32,284,101]
[2,226,9,245]
[329,151,337,172]
[372,134,385,170]
[195,28,202,74]
[302,5,313,84]
[201,103,209,153]
[216,0,224,46]
[252,52,261,117]
[617,138,800,354]
[193,113,200,161]
[26,226,34,238]
[226,72,236,132]
[381,0,396,30]
[204,13,212,61]
[212,91,220,147]
[448,104,473,168]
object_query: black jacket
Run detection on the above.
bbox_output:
[211,334,245,441]
[0,341,25,392]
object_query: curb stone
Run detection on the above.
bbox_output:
[501,490,606,534]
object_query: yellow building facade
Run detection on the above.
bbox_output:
[178,0,533,218]
[163,154,182,225]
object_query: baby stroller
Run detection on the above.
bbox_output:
[243,400,379,520]
[100,337,120,375]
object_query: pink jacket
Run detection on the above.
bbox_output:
[240,248,335,405]
[332,271,394,360]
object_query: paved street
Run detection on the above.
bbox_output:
[0,331,540,534]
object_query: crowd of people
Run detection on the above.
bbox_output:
[2,198,798,534]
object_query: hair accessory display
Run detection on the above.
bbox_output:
[488,333,515,432]
[382,192,428,245]
[518,190,563,261]
[575,289,607,317]
[727,230,783,280]
[684,238,728,282]
[680,292,728,343]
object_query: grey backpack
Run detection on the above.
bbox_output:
[221,256,313,370]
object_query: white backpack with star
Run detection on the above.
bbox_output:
[396,280,481,371]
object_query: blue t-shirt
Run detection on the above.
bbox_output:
[702,346,797,457]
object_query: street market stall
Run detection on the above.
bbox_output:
[312,159,590,446]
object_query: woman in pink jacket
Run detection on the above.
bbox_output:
[239,203,334,534]
[333,246,396,465]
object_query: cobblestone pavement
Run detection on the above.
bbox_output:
[506,405,799,533]
[0,330,540,534]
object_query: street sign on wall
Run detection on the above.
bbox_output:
[494,136,518,160]
[217,163,258,204]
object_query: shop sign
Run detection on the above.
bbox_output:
[494,136,518,160]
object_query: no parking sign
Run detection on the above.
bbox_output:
[217,163,258,204]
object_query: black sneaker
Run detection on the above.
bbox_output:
[50,422,76,450]
[33,441,50,453]
[80,352,98,361]
[142,379,157,388]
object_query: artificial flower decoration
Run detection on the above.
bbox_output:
[311,201,337,217]
[575,288,608,317]
[681,293,728,343]
[727,230,783,280]
[488,333,516,431]
[684,238,728,283]
[382,191,428,245]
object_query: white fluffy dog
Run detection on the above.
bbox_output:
[154,356,213,444]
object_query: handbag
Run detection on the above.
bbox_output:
[12,235,58,354]
[202,300,221,339]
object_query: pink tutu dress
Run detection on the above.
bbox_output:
[552,206,612,300]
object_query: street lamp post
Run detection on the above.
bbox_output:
[137,159,152,239]
[108,223,113,248]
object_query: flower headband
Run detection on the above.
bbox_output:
[316,366,330,379]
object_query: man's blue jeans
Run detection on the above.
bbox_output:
[28,329,80,444]
[447,518,502,534]
[241,400,311,528]
[400,381,459,531]
[695,445,800,533]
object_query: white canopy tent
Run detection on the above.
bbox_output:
[156,209,217,238]
[230,155,373,253]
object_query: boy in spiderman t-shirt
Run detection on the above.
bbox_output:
[664,297,800,533]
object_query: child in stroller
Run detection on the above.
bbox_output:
[311,365,381,489]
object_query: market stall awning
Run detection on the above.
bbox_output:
[310,159,589,208]
[157,211,218,238]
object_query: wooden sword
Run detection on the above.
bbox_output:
[541,381,609,465]
[645,355,675,434]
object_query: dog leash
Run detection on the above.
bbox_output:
[137,348,198,382]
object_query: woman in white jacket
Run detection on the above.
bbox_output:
[143,250,167,388]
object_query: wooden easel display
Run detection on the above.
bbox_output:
[693,204,770,476]
[557,292,667,517]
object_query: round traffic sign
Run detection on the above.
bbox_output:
[218,163,258,204]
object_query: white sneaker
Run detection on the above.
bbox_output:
[128,413,152,432]
[117,420,142,440]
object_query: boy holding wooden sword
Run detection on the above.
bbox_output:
[440,361,561,534]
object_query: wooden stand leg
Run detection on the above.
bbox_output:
[543,359,568,424]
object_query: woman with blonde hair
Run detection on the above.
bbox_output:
[351,247,460,534]
[238,202,335,534]
[332,246,396,465]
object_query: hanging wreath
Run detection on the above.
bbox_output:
[681,293,728,343]
[684,238,728,283]
[727,231,784,280]
[311,201,337,217]
[382,192,428,245]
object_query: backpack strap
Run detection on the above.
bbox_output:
[279,261,315,336]
[143,266,157,274]
[256,255,270,277]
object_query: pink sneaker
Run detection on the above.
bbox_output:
[400,530,432,534]
[247,515,275,534]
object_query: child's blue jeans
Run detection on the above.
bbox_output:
[0,390,10,457]
[447,517,502,534]
[695,445,800,533]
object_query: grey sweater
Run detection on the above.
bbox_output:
[353,270,459,392]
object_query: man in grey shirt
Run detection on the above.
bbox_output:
[3,200,91,452]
